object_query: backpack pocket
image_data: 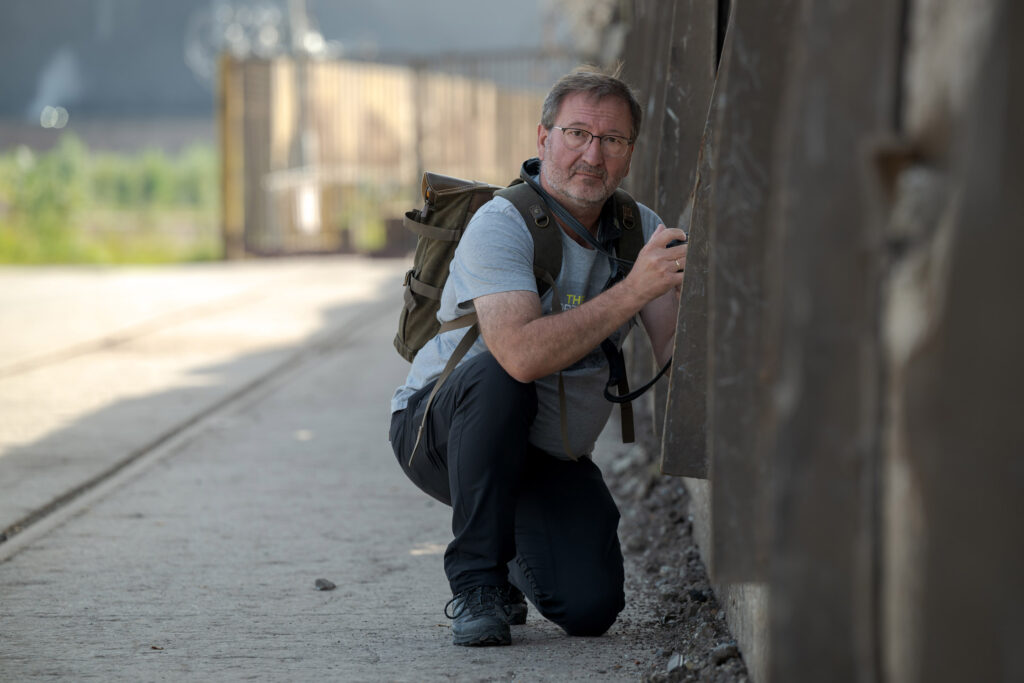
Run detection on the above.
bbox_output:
[393,173,500,362]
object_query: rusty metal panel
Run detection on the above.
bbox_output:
[653,0,718,227]
[648,0,720,438]
[765,0,901,679]
[661,127,715,478]
[621,0,677,200]
[705,0,799,583]
[887,3,1024,681]
[619,0,680,440]
[659,3,725,478]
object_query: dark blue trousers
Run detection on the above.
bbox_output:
[389,352,625,637]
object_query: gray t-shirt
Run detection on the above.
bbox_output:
[390,191,663,459]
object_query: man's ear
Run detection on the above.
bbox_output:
[537,123,548,160]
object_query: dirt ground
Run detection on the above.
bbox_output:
[604,412,751,683]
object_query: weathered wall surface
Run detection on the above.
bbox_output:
[618,1,1023,681]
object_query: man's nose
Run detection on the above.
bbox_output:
[581,136,605,163]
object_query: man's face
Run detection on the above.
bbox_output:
[537,91,634,213]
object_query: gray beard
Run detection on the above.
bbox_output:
[539,162,609,211]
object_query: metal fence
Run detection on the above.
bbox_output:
[219,51,579,257]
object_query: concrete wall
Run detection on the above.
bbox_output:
[618,1,1024,681]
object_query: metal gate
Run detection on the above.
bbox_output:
[219,51,579,257]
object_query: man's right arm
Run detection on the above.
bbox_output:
[476,224,687,383]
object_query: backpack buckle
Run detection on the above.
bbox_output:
[529,204,549,228]
[621,204,636,230]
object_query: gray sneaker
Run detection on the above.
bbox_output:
[499,584,528,625]
[445,585,512,646]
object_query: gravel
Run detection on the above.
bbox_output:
[604,424,750,683]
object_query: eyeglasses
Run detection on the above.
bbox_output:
[551,126,634,158]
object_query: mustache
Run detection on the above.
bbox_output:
[571,163,607,180]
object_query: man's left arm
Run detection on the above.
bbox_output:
[637,205,684,367]
[640,290,678,367]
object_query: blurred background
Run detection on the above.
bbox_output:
[0,0,624,263]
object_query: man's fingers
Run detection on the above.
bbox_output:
[666,233,687,273]
[666,230,688,248]
[647,226,687,250]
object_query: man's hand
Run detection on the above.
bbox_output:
[621,224,688,303]
[631,225,687,366]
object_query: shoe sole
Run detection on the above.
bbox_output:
[453,632,511,646]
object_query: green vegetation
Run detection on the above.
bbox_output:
[340,182,392,253]
[0,135,221,264]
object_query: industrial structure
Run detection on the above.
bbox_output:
[620,1,1023,681]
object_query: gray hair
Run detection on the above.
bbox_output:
[540,66,643,141]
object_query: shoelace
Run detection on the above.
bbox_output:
[444,586,502,620]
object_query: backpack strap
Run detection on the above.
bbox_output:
[498,182,584,457]
[495,182,563,293]
[500,182,646,450]
[611,188,644,267]
[603,188,644,444]
[408,320,480,466]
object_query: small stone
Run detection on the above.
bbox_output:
[314,578,336,591]
[627,443,647,463]
[610,453,634,475]
[666,652,684,673]
[625,535,648,553]
[712,642,739,664]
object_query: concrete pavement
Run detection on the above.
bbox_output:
[0,257,663,681]
[0,259,400,533]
